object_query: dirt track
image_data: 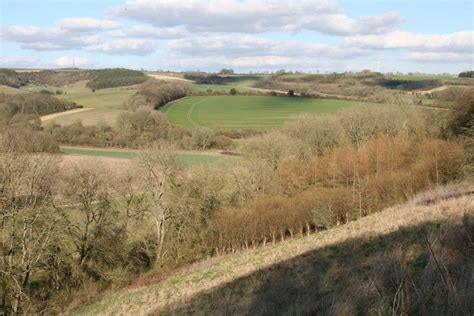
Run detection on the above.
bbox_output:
[420,85,449,95]
[147,74,194,82]
[40,108,93,121]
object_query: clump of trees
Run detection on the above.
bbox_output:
[375,79,441,91]
[0,69,96,88]
[218,69,234,75]
[127,80,195,110]
[0,93,80,117]
[86,68,148,90]
[183,72,231,84]
[44,109,233,150]
[458,70,474,78]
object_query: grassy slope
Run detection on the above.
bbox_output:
[61,147,221,167]
[25,80,140,126]
[70,181,474,315]
[0,84,24,94]
[161,96,364,129]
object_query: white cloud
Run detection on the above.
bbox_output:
[1,23,156,55]
[107,25,186,39]
[53,56,94,67]
[1,25,100,50]
[87,39,155,55]
[56,17,120,31]
[0,56,41,67]
[406,51,474,63]
[169,34,368,59]
[109,0,401,35]
[343,31,474,53]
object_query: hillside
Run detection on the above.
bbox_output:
[70,181,474,315]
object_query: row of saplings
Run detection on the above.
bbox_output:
[208,136,465,253]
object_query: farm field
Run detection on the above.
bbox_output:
[61,147,222,167]
[28,80,139,125]
[194,83,256,93]
[161,95,365,129]
[44,108,124,126]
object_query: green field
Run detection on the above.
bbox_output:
[194,84,256,93]
[62,147,220,166]
[161,96,362,129]
[30,81,139,126]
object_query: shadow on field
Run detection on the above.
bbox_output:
[160,216,474,315]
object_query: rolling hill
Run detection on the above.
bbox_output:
[161,96,366,129]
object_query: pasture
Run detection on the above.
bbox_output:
[32,80,139,125]
[161,95,363,129]
[62,147,221,167]
[194,83,256,93]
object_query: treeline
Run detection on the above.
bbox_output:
[459,70,474,78]
[183,72,231,84]
[211,136,464,251]
[86,68,148,90]
[127,79,195,110]
[0,93,80,117]
[0,69,29,88]
[44,109,233,150]
[0,69,96,88]
[375,79,441,91]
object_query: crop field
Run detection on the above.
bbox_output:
[161,95,362,129]
[62,147,221,167]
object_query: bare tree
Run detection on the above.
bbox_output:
[0,137,59,314]
[138,144,182,262]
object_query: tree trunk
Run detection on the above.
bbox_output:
[154,214,165,260]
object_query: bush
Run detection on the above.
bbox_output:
[230,88,237,95]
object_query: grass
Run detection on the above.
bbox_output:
[194,84,256,93]
[0,84,23,94]
[22,80,139,126]
[44,109,124,126]
[61,147,220,167]
[69,181,474,315]
[161,95,365,129]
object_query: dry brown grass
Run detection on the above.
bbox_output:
[69,180,473,315]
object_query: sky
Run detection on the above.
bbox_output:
[1,0,473,73]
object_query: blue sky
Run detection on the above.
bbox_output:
[1,0,473,73]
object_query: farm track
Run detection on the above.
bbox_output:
[40,108,94,121]
[186,99,207,128]
[420,85,449,94]
[147,74,194,82]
